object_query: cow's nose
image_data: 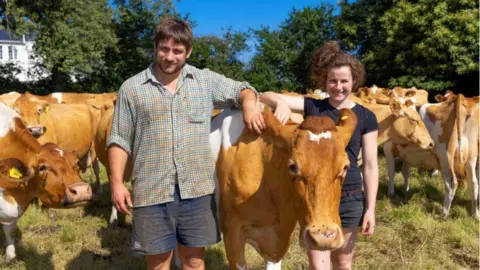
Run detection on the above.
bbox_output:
[428,142,434,149]
[303,226,343,250]
[27,126,47,138]
[65,182,92,205]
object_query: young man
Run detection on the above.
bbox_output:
[107,18,264,270]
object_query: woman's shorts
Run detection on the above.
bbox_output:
[339,191,365,228]
[131,185,221,256]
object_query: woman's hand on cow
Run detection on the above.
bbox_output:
[274,99,292,125]
[111,183,132,215]
[361,209,376,236]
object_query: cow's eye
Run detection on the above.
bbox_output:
[288,160,300,177]
[39,165,48,172]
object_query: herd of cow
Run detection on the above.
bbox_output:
[0,86,477,268]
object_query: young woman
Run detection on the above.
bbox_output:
[260,41,379,270]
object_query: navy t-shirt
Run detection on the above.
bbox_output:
[304,98,379,191]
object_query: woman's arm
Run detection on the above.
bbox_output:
[361,130,379,236]
[259,92,305,124]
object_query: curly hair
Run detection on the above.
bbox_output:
[311,41,365,91]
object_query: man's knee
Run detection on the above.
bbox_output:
[332,259,352,270]
[178,245,205,269]
[147,251,174,270]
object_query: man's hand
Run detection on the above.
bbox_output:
[242,99,265,134]
[111,182,132,215]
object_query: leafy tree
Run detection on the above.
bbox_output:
[337,0,479,95]
[2,0,117,92]
[83,0,188,92]
[245,4,336,92]
[188,28,250,80]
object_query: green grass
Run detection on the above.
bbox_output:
[0,157,477,269]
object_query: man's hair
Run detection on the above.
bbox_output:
[311,41,365,91]
[154,17,193,52]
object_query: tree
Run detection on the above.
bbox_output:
[245,4,336,92]
[2,0,117,92]
[337,0,479,95]
[188,28,250,80]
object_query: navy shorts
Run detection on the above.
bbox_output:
[131,185,221,255]
[339,191,365,228]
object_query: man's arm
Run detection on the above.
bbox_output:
[106,87,135,215]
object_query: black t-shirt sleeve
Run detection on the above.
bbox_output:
[362,107,379,135]
[304,97,314,117]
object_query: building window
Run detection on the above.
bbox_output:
[8,46,17,60]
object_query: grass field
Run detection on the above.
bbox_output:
[0,157,478,270]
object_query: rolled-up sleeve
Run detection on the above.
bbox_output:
[106,87,135,155]
[204,69,258,109]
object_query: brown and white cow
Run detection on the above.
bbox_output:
[210,107,357,269]
[384,93,479,218]
[13,95,103,192]
[0,102,92,261]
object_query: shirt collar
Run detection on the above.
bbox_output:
[144,63,194,85]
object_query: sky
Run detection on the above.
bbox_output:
[175,0,340,62]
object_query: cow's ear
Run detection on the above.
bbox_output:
[434,94,444,102]
[405,90,416,97]
[0,158,34,186]
[389,98,403,116]
[336,108,358,146]
[262,107,296,151]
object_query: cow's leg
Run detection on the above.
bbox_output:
[384,142,397,196]
[401,163,411,193]
[109,205,118,227]
[441,169,457,217]
[466,158,479,219]
[92,158,102,194]
[223,223,247,270]
[3,221,17,263]
[265,260,282,270]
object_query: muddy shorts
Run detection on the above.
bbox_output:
[131,185,221,255]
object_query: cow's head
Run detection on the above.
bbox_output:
[291,109,356,250]
[13,95,49,138]
[388,98,434,149]
[34,143,92,208]
[265,108,357,250]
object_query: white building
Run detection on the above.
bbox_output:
[0,29,48,82]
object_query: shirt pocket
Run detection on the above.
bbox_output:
[187,93,209,123]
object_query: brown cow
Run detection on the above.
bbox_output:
[210,106,357,269]
[25,91,117,109]
[0,103,92,262]
[0,92,21,108]
[356,85,429,108]
[13,95,103,192]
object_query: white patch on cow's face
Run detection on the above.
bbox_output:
[55,149,64,157]
[371,85,377,94]
[0,189,22,225]
[0,103,19,138]
[444,92,451,97]
[236,264,246,270]
[52,92,62,104]
[308,131,331,143]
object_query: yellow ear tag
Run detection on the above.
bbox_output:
[341,116,348,120]
[44,105,50,113]
[9,167,22,179]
